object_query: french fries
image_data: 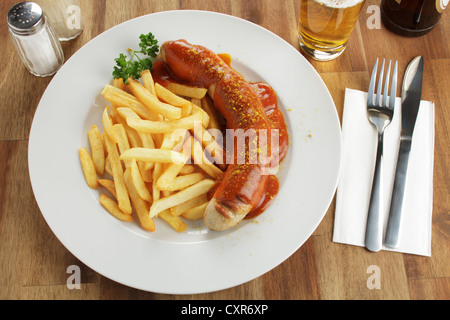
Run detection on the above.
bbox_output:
[130,159,152,202]
[124,168,155,231]
[100,193,133,222]
[79,72,226,233]
[156,162,186,191]
[155,82,190,107]
[98,179,116,198]
[191,136,224,180]
[104,134,132,215]
[159,209,187,233]
[126,112,203,134]
[141,70,156,95]
[165,82,208,100]
[102,106,117,143]
[119,148,187,165]
[101,85,159,121]
[88,125,105,175]
[170,194,208,216]
[201,96,222,131]
[127,79,182,120]
[164,172,205,191]
[79,147,99,189]
[149,179,215,218]
[182,202,208,221]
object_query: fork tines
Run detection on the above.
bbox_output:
[368,58,398,110]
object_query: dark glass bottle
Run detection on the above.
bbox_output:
[381,0,447,37]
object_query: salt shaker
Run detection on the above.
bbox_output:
[7,1,65,77]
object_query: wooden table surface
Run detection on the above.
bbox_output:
[0,0,448,300]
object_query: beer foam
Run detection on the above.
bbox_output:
[315,0,364,8]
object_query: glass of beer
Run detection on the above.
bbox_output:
[298,0,366,61]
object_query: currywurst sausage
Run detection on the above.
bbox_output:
[160,40,286,231]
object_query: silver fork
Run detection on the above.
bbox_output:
[365,58,398,252]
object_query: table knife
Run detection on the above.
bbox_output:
[384,56,424,248]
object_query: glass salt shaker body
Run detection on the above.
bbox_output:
[7,2,65,77]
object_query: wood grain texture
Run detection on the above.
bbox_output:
[0,0,448,300]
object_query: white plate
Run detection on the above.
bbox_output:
[28,10,341,294]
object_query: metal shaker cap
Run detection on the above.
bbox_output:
[7,2,44,34]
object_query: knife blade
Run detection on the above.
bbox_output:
[384,56,424,248]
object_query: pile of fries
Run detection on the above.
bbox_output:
[78,70,225,233]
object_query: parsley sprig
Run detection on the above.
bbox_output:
[112,32,159,84]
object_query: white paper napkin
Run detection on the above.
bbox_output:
[333,88,435,256]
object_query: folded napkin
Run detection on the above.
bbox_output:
[333,88,435,256]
